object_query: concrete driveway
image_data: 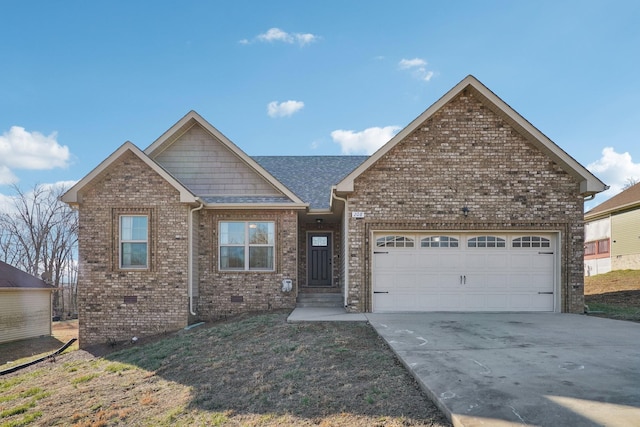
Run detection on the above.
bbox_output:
[366,313,640,427]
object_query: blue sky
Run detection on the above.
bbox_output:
[1,1,639,211]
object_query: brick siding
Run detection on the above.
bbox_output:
[194,209,298,320]
[345,89,585,313]
[77,151,190,347]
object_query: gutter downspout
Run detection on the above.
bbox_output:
[331,188,349,308]
[189,199,204,316]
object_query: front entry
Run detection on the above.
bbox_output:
[308,232,332,286]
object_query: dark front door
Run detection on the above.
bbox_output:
[308,233,332,286]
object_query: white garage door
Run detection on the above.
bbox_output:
[372,233,557,312]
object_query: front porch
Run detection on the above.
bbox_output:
[297,218,344,308]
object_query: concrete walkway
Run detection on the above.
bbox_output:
[287,306,367,322]
[288,308,640,426]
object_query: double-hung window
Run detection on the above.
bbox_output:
[219,221,275,271]
[120,215,148,269]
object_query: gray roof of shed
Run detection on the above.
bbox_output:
[252,156,369,209]
[0,261,55,289]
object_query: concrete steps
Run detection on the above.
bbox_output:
[296,292,343,308]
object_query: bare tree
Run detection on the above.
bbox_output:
[622,177,639,190]
[0,183,78,317]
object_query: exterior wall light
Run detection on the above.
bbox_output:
[461,206,469,217]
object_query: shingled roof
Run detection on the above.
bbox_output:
[585,182,640,219]
[0,261,55,289]
[253,156,368,210]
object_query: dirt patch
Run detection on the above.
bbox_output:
[0,320,78,366]
[0,312,450,426]
[585,270,640,322]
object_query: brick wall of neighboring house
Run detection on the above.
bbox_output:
[345,89,585,313]
[297,221,342,288]
[194,209,298,320]
[77,151,190,347]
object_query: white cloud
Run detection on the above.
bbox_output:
[0,127,70,179]
[0,191,14,213]
[398,57,434,82]
[0,180,77,213]
[587,147,640,197]
[267,100,305,118]
[243,28,319,46]
[0,165,18,185]
[41,180,78,193]
[399,58,427,69]
[258,28,292,43]
[293,32,317,46]
[331,126,401,155]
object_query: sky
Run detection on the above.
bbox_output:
[1,1,639,211]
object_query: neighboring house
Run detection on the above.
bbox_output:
[0,261,55,344]
[62,75,607,347]
[584,182,640,276]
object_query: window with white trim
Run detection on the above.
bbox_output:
[421,236,459,248]
[467,236,506,248]
[512,236,551,248]
[219,221,275,271]
[120,215,148,269]
[376,235,415,248]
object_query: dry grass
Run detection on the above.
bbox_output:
[585,269,640,322]
[0,312,450,426]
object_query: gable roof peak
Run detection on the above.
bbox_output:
[61,141,197,206]
[335,75,607,197]
[144,111,306,206]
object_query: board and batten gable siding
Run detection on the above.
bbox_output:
[152,124,281,196]
[76,151,190,347]
[344,89,586,313]
[0,289,51,343]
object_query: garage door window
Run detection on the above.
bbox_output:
[376,235,414,248]
[468,236,505,248]
[421,236,459,248]
[512,236,550,248]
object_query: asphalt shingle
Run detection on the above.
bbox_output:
[586,182,640,216]
[253,156,368,209]
[0,261,54,289]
